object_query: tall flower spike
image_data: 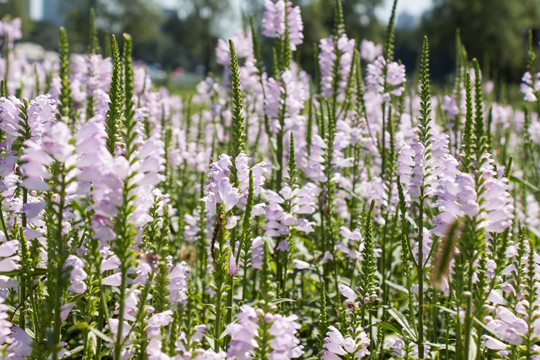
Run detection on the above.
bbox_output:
[250,16,264,79]
[88,8,101,54]
[288,132,297,185]
[383,0,398,61]
[461,72,474,170]
[267,313,303,358]
[105,34,124,155]
[318,282,328,350]
[123,33,136,158]
[472,58,486,161]
[418,36,431,139]
[279,1,292,71]
[229,40,246,158]
[226,305,259,359]
[319,33,355,99]
[58,27,73,123]
[360,200,376,299]
[333,0,345,36]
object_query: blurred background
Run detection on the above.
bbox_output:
[2,0,540,88]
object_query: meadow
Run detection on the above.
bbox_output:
[0,0,538,359]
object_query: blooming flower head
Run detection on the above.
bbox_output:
[267,313,303,359]
[226,305,260,360]
[262,0,303,50]
[520,71,540,102]
[360,39,382,62]
[65,255,87,294]
[321,325,370,359]
[432,152,513,237]
[366,56,406,102]
[0,17,22,46]
[319,34,355,98]
[203,153,266,217]
[216,29,253,66]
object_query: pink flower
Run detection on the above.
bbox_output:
[226,305,260,360]
[360,40,382,62]
[216,30,253,66]
[262,0,303,50]
[366,56,406,102]
[321,325,370,359]
[521,71,540,102]
[0,296,12,347]
[267,313,303,359]
[146,310,174,359]
[169,261,190,305]
[0,17,22,46]
[338,284,357,302]
[442,95,459,120]
[65,255,87,294]
[7,326,33,358]
[319,34,355,98]
[432,153,513,236]
[251,237,264,270]
[217,178,241,212]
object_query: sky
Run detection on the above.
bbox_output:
[29,0,42,20]
[376,0,433,20]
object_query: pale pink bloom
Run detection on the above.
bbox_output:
[262,0,303,50]
[360,40,382,62]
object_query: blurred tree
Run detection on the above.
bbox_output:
[422,0,540,82]
[160,8,205,71]
[134,0,232,73]
[192,0,229,74]
[60,0,164,54]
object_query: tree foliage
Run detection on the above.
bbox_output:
[422,0,540,81]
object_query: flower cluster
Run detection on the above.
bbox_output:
[319,34,355,98]
[202,153,266,218]
[262,0,303,50]
[432,154,513,236]
[264,183,317,244]
[520,71,540,102]
[366,55,407,102]
[321,325,370,359]
[226,305,303,360]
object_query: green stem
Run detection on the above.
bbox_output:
[381,103,387,178]
[0,196,10,241]
[52,169,67,360]
[214,285,223,351]
[417,190,425,358]
[114,264,128,359]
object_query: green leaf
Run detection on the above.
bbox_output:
[388,308,417,340]
[376,321,403,335]
[87,326,113,343]
[510,175,539,193]
[468,333,477,360]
